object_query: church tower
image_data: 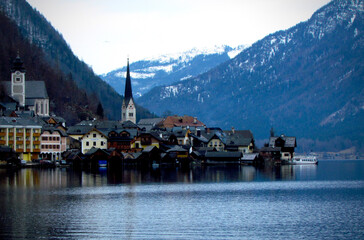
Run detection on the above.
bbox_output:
[121,58,136,123]
[11,53,26,108]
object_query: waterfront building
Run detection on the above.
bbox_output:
[121,59,136,124]
[0,117,42,161]
[269,135,297,161]
[157,115,205,130]
[224,128,255,153]
[80,128,108,154]
[2,54,49,117]
[131,132,164,151]
[40,127,68,161]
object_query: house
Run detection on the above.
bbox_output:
[80,128,108,154]
[269,135,297,161]
[224,128,255,153]
[138,118,164,132]
[2,55,49,117]
[0,117,42,161]
[67,125,93,141]
[40,127,68,161]
[131,132,164,151]
[259,146,282,162]
[107,129,137,152]
[207,132,226,151]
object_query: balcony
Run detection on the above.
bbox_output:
[16,141,24,145]
[33,133,41,137]
[34,141,41,145]
[26,133,30,137]
[0,140,6,145]
[33,149,40,153]
[0,132,6,137]
[16,133,24,137]
[8,133,13,137]
[16,149,24,153]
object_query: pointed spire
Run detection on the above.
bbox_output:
[124,58,133,103]
[11,51,25,73]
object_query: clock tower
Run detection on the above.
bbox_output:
[11,53,26,108]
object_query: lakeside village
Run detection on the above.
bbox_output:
[0,56,310,169]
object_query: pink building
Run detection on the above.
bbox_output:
[40,128,68,161]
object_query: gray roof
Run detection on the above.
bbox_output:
[3,81,48,100]
[0,116,42,127]
[138,118,164,125]
[241,153,259,161]
[269,136,296,148]
[67,125,93,135]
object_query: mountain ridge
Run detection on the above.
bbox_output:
[137,0,364,151]
[100,45,247,98]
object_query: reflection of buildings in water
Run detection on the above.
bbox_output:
[293,165,317,180]
[280,165,295,180]
[240,166,256,181]
[1,168,82,188]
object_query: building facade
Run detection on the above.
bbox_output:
[0,117,42,161]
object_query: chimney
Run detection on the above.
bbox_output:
[231,127,235,134]
[197,129,201,137]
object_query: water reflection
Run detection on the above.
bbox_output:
[0,164,319,188]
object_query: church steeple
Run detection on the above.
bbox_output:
[121,58,136,123]
[124,58,133,104]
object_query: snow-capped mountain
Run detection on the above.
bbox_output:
[137,0,364,150]
[100,45,247,97]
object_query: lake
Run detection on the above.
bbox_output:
[0,160,363,239]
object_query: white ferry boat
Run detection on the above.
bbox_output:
[290,155,318,165]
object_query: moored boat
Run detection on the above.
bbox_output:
[290,155,318,165]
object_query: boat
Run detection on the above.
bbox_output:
[290,155,318,165]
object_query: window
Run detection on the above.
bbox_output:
[101,141,104,146]
[93,133,97,138]
[15,77,21,83]
[93,141,96,146]
[86,141,89,146]
[42,137,48,141]
[129,113,134,117]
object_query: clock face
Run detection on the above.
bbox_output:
[15,71,20,75]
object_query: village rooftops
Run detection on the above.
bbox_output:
[158,115,205,129]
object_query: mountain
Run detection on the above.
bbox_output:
[100,45,246,98]
[0,0,155,121]
[0,9,99,124]
[137,0,364,152]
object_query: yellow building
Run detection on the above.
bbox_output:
[0,117,42,161]
[80,128,108,154]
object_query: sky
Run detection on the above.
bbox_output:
[26,0,331,74]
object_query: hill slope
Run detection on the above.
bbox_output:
[138,0,364,151]
[0,10,99,124]
[0,0,155,121]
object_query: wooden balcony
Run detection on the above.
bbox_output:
[0,140,6,145]
[26,149,30,152]
[16,141,24,145]
[33,133,41,137]
[8,133,13,137]
[33,149,40,153]
[34,141,41,145]
[16,149,23,153]
[16,133,24,137]
[0,132,6,137]
[26,133,30,137]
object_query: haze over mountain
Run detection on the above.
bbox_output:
[100,45,247,98]
[137,0,364,151]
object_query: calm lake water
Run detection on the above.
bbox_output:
[0,160,363,239]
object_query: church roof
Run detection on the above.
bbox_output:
[3,81,48,100]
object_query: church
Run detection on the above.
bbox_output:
[121,59,136,124]
[2,54,49,117]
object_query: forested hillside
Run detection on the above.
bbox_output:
[0,0,156,121]
[0,10,99,124]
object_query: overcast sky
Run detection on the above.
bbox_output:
[26,0,331,74]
